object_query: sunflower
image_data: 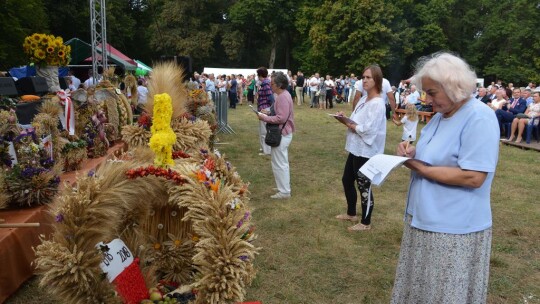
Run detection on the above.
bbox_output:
[49,58,60,66]
[35,50,46,60]
[23,33,71,66]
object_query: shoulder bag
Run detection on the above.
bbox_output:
[265,101,292,147]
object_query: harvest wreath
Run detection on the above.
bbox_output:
[34,64,258,304]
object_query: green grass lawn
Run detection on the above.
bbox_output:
[7,101,540,304]
[219,101,540,304]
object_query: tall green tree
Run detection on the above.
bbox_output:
[468,0,540,84]
[295,0,399,76]
[44,0,150,64]
[229,0,300,69]
[148,0,232,69]
[0,0,48,70]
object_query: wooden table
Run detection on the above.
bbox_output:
[0,142,125,303]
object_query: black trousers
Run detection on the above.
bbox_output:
[229,91,238,108]
[326,89,333,108]
[342,153,374,225]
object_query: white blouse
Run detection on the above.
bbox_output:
[345,95,387,158]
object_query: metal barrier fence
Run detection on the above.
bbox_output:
[215,91,234,134]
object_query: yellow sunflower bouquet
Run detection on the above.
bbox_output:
[22,33,71,67]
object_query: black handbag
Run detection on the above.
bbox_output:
[264,102,292,147]
[265,123,283,147]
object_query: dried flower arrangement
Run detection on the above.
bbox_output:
[60,139,88,171]
[35,68,259,303]
[2,130,61,208]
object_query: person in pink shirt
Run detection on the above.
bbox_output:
[257,72,295,199]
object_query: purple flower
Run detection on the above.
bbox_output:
[21,167,46,178]
[239,255,248,261]
[236,220,244,228]
[87,170,95,177]
[55,214,64,223]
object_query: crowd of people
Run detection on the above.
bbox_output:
[8,51,535,303]
[186,66,539,145]
[185,52,539,303]
[474,81,540,142]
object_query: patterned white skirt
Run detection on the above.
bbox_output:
[391,215,491,304]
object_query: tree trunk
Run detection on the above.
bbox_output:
[285,32,290,69]
[268,33,277,69]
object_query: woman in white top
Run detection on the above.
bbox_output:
[487,89,506,110]
[507,91,540,143]
[334,65,387,231]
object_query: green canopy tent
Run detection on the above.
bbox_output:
[64,38,137,71]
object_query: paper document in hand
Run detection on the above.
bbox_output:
[328,113,355,125]
[249,105,260,114]
[359,154,410,186]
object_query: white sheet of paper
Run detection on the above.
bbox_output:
[359,154,410,186]
[96,239,134,282]
[327,113,355,125]
[8,141,17,165]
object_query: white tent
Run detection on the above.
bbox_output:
[202,67,288,77]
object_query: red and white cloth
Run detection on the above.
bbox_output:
[57,90,75,135]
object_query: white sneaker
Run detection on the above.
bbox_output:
[270,192,291,199]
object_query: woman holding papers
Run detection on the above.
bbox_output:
[392,52,499,303]
[335,65,386,231]
[257,72,295,199]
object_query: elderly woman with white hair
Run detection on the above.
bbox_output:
[257,71,295,199]
[392,52,499,303]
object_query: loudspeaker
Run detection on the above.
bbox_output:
[160,55,192,82]
[0,77,18,96]
[15,77,49,96]
[59,77,68,90]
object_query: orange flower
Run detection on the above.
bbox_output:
[58,50,65,58]
[196,170,207,182]
[209,179,220,193]
[154,243,161,250]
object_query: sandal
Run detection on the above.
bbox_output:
[347,223,371,232]
[335,214,359,222]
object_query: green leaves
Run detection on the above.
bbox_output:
[1,0,539,83]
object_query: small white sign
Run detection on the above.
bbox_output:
[95,239,134,282]
[8,141,17,165]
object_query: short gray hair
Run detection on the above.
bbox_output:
[272,72,288,89]
[412,52,477,103]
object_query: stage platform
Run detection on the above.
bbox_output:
[0,142,125,303]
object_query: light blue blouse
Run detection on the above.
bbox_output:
[406,98,499,234]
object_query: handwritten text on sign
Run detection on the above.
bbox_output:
[95,239,134,282]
